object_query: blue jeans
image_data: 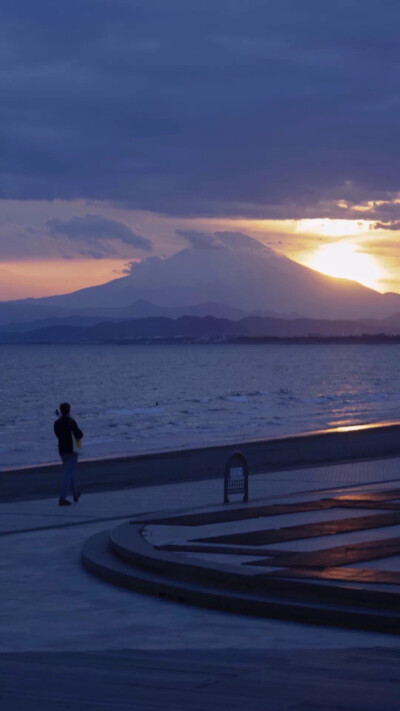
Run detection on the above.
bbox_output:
[60,453,79,499]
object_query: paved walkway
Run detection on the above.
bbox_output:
[2,457,400,709]
[2,648,400,711]
[2,455,400,537]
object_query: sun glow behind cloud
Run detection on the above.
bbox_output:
[292,219,384,291]
[295,219,371,238]
[304,242,383,291]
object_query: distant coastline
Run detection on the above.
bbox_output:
[2,312,400,345]
[3,334,400,345]
[228,335,400,345]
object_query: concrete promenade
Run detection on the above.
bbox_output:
[2,456,400,708]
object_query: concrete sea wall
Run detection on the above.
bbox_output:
[1,422,400,501]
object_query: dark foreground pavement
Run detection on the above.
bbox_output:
[1,648,399,710]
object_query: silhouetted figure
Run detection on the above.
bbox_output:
[54,402,83,506]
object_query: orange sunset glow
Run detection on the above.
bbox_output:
[0,259,131,300]
[197,216,395,294]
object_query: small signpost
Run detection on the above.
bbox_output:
[224,451,249,504]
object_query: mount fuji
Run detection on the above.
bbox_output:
[2,232,400,324]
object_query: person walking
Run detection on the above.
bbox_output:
[54,402,83,506]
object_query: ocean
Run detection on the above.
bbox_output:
[1,343,400,468]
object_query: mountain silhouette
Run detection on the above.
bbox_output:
[3,232,400,321]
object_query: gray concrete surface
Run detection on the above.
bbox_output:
[2,456,400,709]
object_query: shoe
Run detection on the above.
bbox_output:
[59,498,71,506]
[73,492,81,502]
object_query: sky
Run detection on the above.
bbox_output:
[1,0,400,299]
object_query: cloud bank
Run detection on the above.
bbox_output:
[1,1,400,220]
[47,214,151,258]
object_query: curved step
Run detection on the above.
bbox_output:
[110,522,255,591]
[108,522,400,612]
[82,530,400,633]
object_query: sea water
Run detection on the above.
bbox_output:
[1,343,400,468]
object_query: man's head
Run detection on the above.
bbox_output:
[59,402,71,416]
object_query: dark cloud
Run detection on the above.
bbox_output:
[2,1,400,217]
[372,221,400,231]
[46,214,151,252]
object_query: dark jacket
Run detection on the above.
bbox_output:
[54,415,83,456]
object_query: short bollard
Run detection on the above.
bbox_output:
[224,451,249,504]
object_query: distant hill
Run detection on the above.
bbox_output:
[0,300,252,331]
[380,311,400,328]
[1,313,399,344]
